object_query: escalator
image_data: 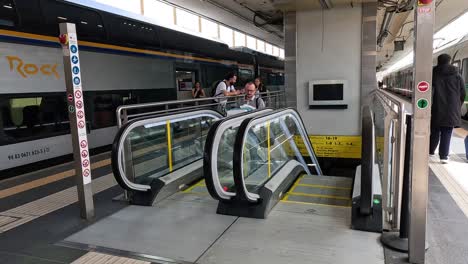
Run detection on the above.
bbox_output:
[111,109,271,206]
[112,107,373,223]
[205,108,355,218]
[111,109,223,205]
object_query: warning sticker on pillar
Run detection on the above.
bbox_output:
[417,81,430,93]
[60,28,91,186]
[418,0,432,5]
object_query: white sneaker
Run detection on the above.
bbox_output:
[429,153,435,157]
[440,158,449,164]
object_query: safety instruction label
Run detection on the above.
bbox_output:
[291,135,362,159]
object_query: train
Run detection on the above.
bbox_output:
[381,36,468,120]
[0,0,284,174]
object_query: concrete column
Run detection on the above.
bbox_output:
[361,2,378,107]
[284,11,297,108]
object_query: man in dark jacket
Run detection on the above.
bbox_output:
[429,53,466,163]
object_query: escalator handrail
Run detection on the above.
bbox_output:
[112,109,223,192]
[233,108,323,203]
[360,105,374,215]
[204,109,273,201]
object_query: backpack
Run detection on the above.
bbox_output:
[211,80,224,97]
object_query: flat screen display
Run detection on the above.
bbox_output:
[313,84,344,101]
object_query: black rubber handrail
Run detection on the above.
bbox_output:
[204,109,273,202]
[232,108,322,203]
[360,105,374,215]
[111,109,223,193]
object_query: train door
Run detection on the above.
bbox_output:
[175,67,199,100]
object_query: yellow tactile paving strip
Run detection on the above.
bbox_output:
[0,159,111,199]
[71,252,150,264]
[0,173,117,233]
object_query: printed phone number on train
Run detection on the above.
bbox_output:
[8,147,51,161]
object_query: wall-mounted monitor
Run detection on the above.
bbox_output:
[308,80,348,109]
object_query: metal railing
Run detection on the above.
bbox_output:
[372,89,412,230]
[116,91,285,128]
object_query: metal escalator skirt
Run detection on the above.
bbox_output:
[114,110,223,192]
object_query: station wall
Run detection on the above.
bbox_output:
[295,6,362,136]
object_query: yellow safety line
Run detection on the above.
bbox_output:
[296,183,352,190]
[280,199,351,208]
[288,192,351,200]
[267,121,271,178]
[166,120,173,172]
[281,175,304,201]
[182,179,204,193]
[288,175,304,193]
[0,159,111,199]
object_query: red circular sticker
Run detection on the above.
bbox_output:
[75,100,83,109]
[78,120,85,129]
[80,140,87,148]
[83,169,90,177]
[67,94,74,102]
[417,81,429,92]
[75,90,82,99]
[82,159,89,167]
[81,150,88,158]
[77,110,84,119]
[418,0,432,5]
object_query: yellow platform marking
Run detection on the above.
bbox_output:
[182,179,205,193]
[287,192,351,200]
[296,183,352,191]
[281,175,304,201]
[280,199,351,208]
[0,159,111,199]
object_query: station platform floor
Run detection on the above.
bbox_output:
[0,134,467,263]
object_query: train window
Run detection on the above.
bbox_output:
[462,58,468,84]
[0,0,17,27]
[238,69,253,86]
[176,70,197,91]
[0,95,69,146]
[88,91,129,129]
[41,1,106,40]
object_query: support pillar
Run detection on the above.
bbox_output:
[409,1,435,263]
[284,11,297,108]
[360,2,378,107]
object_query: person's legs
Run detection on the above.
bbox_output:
[438,126,454,160]
[429,125,440,155]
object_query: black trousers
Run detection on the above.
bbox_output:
[429,126,453,159]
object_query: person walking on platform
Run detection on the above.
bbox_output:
[429,53,466,164]
[213,72,240,114]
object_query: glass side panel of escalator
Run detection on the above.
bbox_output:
[241,112,317,194]
[125,116,216,185]
[216,127,238,193]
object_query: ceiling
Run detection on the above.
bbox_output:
[192,0,467,71]
[377,0,468,72]
[205,0,378,41]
